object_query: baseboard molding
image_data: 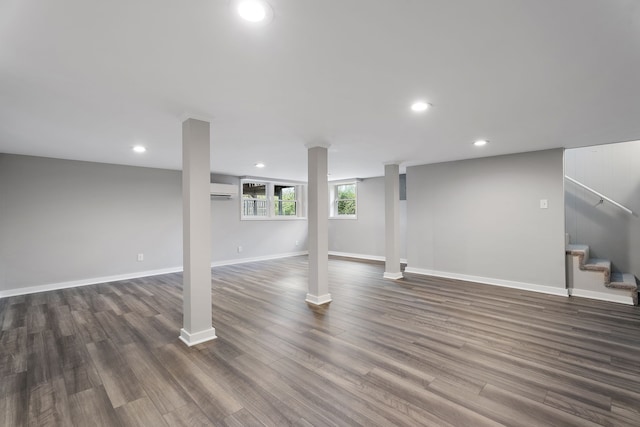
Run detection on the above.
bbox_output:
[0,266,184,298]
[179,327,217,347]
[404,267,569,297]
[569,288,635,305]
[383,272,404,280]
[0,251,310,298]
[328,251,408,264]
[211,251,308,268]
[305,293,332,305]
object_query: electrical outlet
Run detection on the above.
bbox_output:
[539,199,548,209]
[137,253,144,262]
[295,240,299,246]
[237,246,243,253]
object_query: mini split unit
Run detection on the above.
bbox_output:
[210,183,238,198]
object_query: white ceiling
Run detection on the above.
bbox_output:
[1,0,639,181]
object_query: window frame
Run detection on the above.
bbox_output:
[273,183,299,217]
[241,181,269,218]
[329,180,358,219]
[240,178,306,221]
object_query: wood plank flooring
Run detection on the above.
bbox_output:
[1,256,640,426]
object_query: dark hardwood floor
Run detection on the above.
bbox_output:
[1,256,640,426]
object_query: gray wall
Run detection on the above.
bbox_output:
[0,154,307,293]
[0,154,183,291]
[209,173,307,263]
[328,176,407,260]
[565,141,640,278]
[406,149,566,289]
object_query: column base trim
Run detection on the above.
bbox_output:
[305,293,332,305]
[383,272,404,280]
[179,327,217,347]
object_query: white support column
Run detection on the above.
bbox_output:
[306,144,332,305]
[180,118,217,346]
[384,162,403,280]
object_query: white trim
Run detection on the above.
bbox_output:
[211,251,308,268]
[240,176,307,185]
[328,178,363,184]
[0,266,183,298]
[179,327,217,346]
[330,251,384,262]
[304,142,331,149]
[0,252,309,298]
[568,288,635,305]
[179,113,214,123]
[403,266,569,297]
[330,181,358,218]
[328,251,408,264]
[240,216,307,221]
[383,272,404,280]
[305,293,332,305]
[241,179,307,220]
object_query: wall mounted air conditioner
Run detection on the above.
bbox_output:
[210,183,238,199]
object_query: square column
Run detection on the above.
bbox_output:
[306,144,332,305]
[180,118,217,346]
[384,162,403,279]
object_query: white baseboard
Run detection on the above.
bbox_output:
[179,327,217,346]
[0,266,183,298]
[383,272,404,280]
[211,251,308,268]
[0,251,310,298]
[569,288,635,305]
[403,266,569,297]
[305,293,332,305]
[328,251,408,264]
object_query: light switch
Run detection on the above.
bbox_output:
[540,199,548,209]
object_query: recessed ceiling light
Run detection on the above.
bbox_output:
[237,0,267,22]
[133,145,146,153]
[255,162,265,168]
[474,140,488,147]
[411,101,431,112]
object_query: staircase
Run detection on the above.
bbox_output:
[566,243,639,306]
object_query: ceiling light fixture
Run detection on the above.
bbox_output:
[133,145,146,153]
[411,101,431,112]
[255,162,265,168]
[474,140,488,147]
[237,0,267,22]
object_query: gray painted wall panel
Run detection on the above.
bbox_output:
[0,154,183,290]
[328,176,407,260]
[0,155,307,292]
[565,141,640,278]
[209,174,308,263]
[406,149,566,288]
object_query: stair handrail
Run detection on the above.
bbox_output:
[565,175,634,216]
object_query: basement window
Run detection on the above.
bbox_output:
[241,179,306,220]
[330,181,357,219]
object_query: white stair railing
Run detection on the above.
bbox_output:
[565,175,634,216]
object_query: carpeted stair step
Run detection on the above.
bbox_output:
[584,258,611,284]
[609,272,638,290]
[566,244,589,258]
[566,241,638,306]
[566,245,612,284]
